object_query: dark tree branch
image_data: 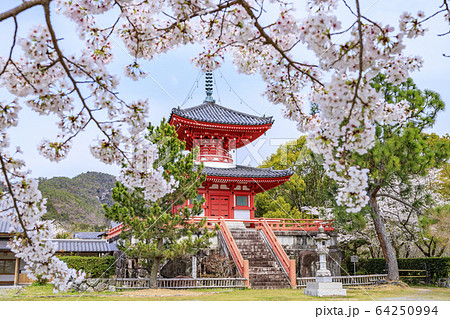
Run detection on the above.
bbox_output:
[0,0,46,22]
[0,17,18,76]
[42,2,129,161]
[237,0,322,86]
[376,192,422,215]
[0,155,30,240]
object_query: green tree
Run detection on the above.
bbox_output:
[104,121,216,287]
[435,162,450,200]
[263,197,303,219]
[351,75,450,280]
[418,205,450,257]
[255,136,335,217]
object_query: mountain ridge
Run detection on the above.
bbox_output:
[38,171,116,231]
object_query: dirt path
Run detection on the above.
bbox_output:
[118,288,222,298]
[380,288,450,301]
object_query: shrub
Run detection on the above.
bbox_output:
[59,255,116,278]
[356,257,450,283]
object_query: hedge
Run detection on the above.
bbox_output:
[59,256,116,278]
[356,257,450,282]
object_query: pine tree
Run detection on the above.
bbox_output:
[352,75,450,281]
[104,121,216,287]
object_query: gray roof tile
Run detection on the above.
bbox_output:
[171,103,274,126]
[0,221,20,234]
[0,221,10,234]
[202,165,293,178]
[1,220,117,253]
[74,232,104,239]
[49,239,117,253]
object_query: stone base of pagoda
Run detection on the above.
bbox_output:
[303,277,347,297]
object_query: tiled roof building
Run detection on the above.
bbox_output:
[170,103,274,126]
[167,72,293,219]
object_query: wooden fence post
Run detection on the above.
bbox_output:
[14,258,19,286]
[244,260,250,288]
[289,259,296,288]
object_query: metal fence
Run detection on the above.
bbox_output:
[296,274,388,288]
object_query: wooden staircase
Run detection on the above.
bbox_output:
[229,225,291,289]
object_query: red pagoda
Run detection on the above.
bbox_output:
[168,72,293,219]
[105,73,336,289]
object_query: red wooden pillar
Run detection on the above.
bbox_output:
[202,181,213,217]
[250,191,255,219]
[227,182,237,219]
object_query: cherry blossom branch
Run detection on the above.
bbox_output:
[0,154,30,239]
[438,0,450,36]
[236,0,322,86]
[0,0,46,22]
[42,1,129,162]
[349,0,364,118]
[376,192,422,215]
[0,17,18,76]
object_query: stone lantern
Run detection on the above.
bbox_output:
[303,225,346,297]
[315,225,331,277]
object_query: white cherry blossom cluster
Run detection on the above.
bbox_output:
[119,139,178,202]
[38,138,72,162]
[0,99,21,130]
[0,157,85,292]
[124,62,147,81]
[399,11,428,39]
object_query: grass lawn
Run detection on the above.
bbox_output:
[1,284,449,301]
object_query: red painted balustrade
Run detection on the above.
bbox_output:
[106,217,334,239]
[256,218,297,287]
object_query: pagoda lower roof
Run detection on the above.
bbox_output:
[201,165,293,179]
[170,102,274,126]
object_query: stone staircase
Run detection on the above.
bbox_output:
[228,223,291,289]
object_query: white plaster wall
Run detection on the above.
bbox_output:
[0,274,14,281]
[234,209,250,219]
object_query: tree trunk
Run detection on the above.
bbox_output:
[369,192,400,281]
[149,238,164,288]
[150,257,161,288]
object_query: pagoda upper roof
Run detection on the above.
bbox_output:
[170,102,274,126]
[202,165,293,179]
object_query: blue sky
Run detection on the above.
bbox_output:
[0,0,449,178]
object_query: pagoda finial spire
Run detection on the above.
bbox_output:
[204,71,215,103]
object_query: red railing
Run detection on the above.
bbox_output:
[215,217,250,288]
[256,218,296,287]
[106,217,334,239]
[261,218,334,232]
[106,224,126,239]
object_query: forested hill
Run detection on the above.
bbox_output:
[38,172,116,231]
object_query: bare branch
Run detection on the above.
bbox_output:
[0,17,19,76]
